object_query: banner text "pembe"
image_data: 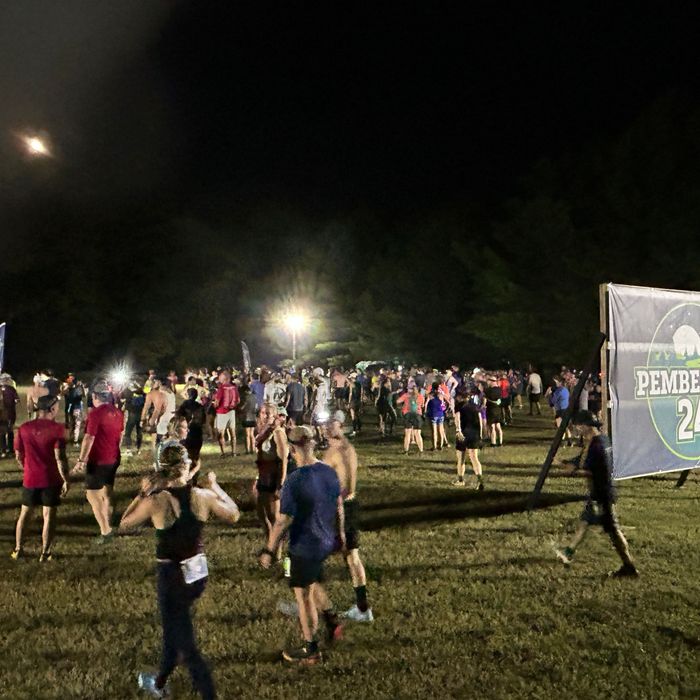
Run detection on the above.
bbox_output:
[634,367,700,399]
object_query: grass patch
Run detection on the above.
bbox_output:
[1,409,699,698]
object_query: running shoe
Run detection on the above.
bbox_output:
[282,646,322,666]
[609,563,639,578]
[38,551,52,563]
[452,479,466,487]
[137,672,170,698]
[555,546,574,565]
[342,605,374,622]
[476,480,485,492]
[10,548,23,560]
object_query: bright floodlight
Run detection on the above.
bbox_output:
[109,363,131,388]
[284,313,307,332]
[23,135,50,157]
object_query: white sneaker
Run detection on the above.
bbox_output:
[138,672,170,698]
[342,604,374,622]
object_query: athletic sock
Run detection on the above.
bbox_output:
[323,609,339,629]
[354,585,369,612]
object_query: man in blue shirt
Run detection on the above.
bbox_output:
[551,375,573,447]
[259,425,344,665]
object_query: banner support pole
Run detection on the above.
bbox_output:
[599,283,611,438]
[527,331,607,512]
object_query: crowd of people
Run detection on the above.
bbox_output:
[0,360,639,698]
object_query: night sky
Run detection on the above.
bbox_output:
[1,2,699,373]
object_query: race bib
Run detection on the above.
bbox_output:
[180,552,208,584]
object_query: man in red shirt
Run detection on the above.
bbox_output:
[73,380,124,541]
[12,395,69,561]
[214,370,240,457]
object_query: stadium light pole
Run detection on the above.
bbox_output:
[283,313,308,361]
[21,135,51,157]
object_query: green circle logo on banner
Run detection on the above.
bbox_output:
[642,302,700,460]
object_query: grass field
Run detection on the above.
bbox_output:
[1,405,699,699]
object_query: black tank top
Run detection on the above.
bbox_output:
[155,486,204,562]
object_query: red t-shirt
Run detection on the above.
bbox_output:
[499,378,510,399]
[15,419,66,488]
[86,403,124,465]
[215,383,240,414]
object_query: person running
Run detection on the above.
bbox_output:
[72,380,124,541]
[122,381,145,456]
[499,372,512,425]
[143,378,165,433]
[324,413,373,622]
[425,386,448,450]
[0,373,19,458]
[527,368,543,415]
[552,375,573,446]
[27,373,48,421]
[254,404,289,557]
[375,376,395,438]
[285,373,306,427]
[453,391,484,489]
[396,385,425,454]
[484,376,504,447]
[310,369,331,447]
[156,380,177,449]
[64,378,85,446]
[11,395,70,561]
[259,425,344,665]
[214,370,240,457]
[555,411,638,577]
[119,442,240,699]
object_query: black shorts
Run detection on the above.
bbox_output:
[501,396,511,407]
[343,498,361,551]
[555,409,568,420]
[581,499,618,534]
[334,388,345,400]
[22,486,61,507]
[288,555,325,589]
[529,393,541,403]
[404,413,422,429]
[456,430,481,451]
[486,412,501,426]
[85,463,119,490]
[242,419,256,428]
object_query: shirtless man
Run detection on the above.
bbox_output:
[323,412,373,622]
[142,378,166,433]
[27,374,49,421]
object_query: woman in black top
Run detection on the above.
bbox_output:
[119,441,240,699]
[453,392,485,489]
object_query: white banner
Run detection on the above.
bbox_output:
[608,283,700,479]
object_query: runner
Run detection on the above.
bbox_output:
[254,404,289,557]
[177,388,207,470]
[72,380,124,541]
[11,395,69,561]
[527,368,543,415]
[551,375,573,446]
[425,386,448,450]
[259,425,344,665]
[310,369,330,447]
[119,442,240,699]
[396,385,425,454]
[26,373,48,421]
[324,413,373,622]
[453,390,484,489]
[348,371,363,437]
[213,370,240,457]
[499,371,512,425]
[239,384,258,454]
[375,375,395,438]
[555,411,638,577]
[156,380,177,449]
[64,377,85,446]
[285,373,306,427]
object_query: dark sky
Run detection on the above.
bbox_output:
[1,1,698,222]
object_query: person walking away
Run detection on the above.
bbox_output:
[484,376,503,447]
[259,426,344,665]
[527,368,543,415]
[396,385,425,454]
[239,385,258,453]
[119,442,240,699]
[214,370,240,457]
[123,381,145,456]
[552,375,572,446]
[425,387,448,450]
[348,372,363,436]
[285,373,306,427]
[453,391,485,489]
[324,413,373,621]
[11,395,69,561]
[72,381,124,541]
[499,372,512,425]
[27,373,49,421]
[555,411,638,577]
[177,388,207,470]
[64,379,85,446]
